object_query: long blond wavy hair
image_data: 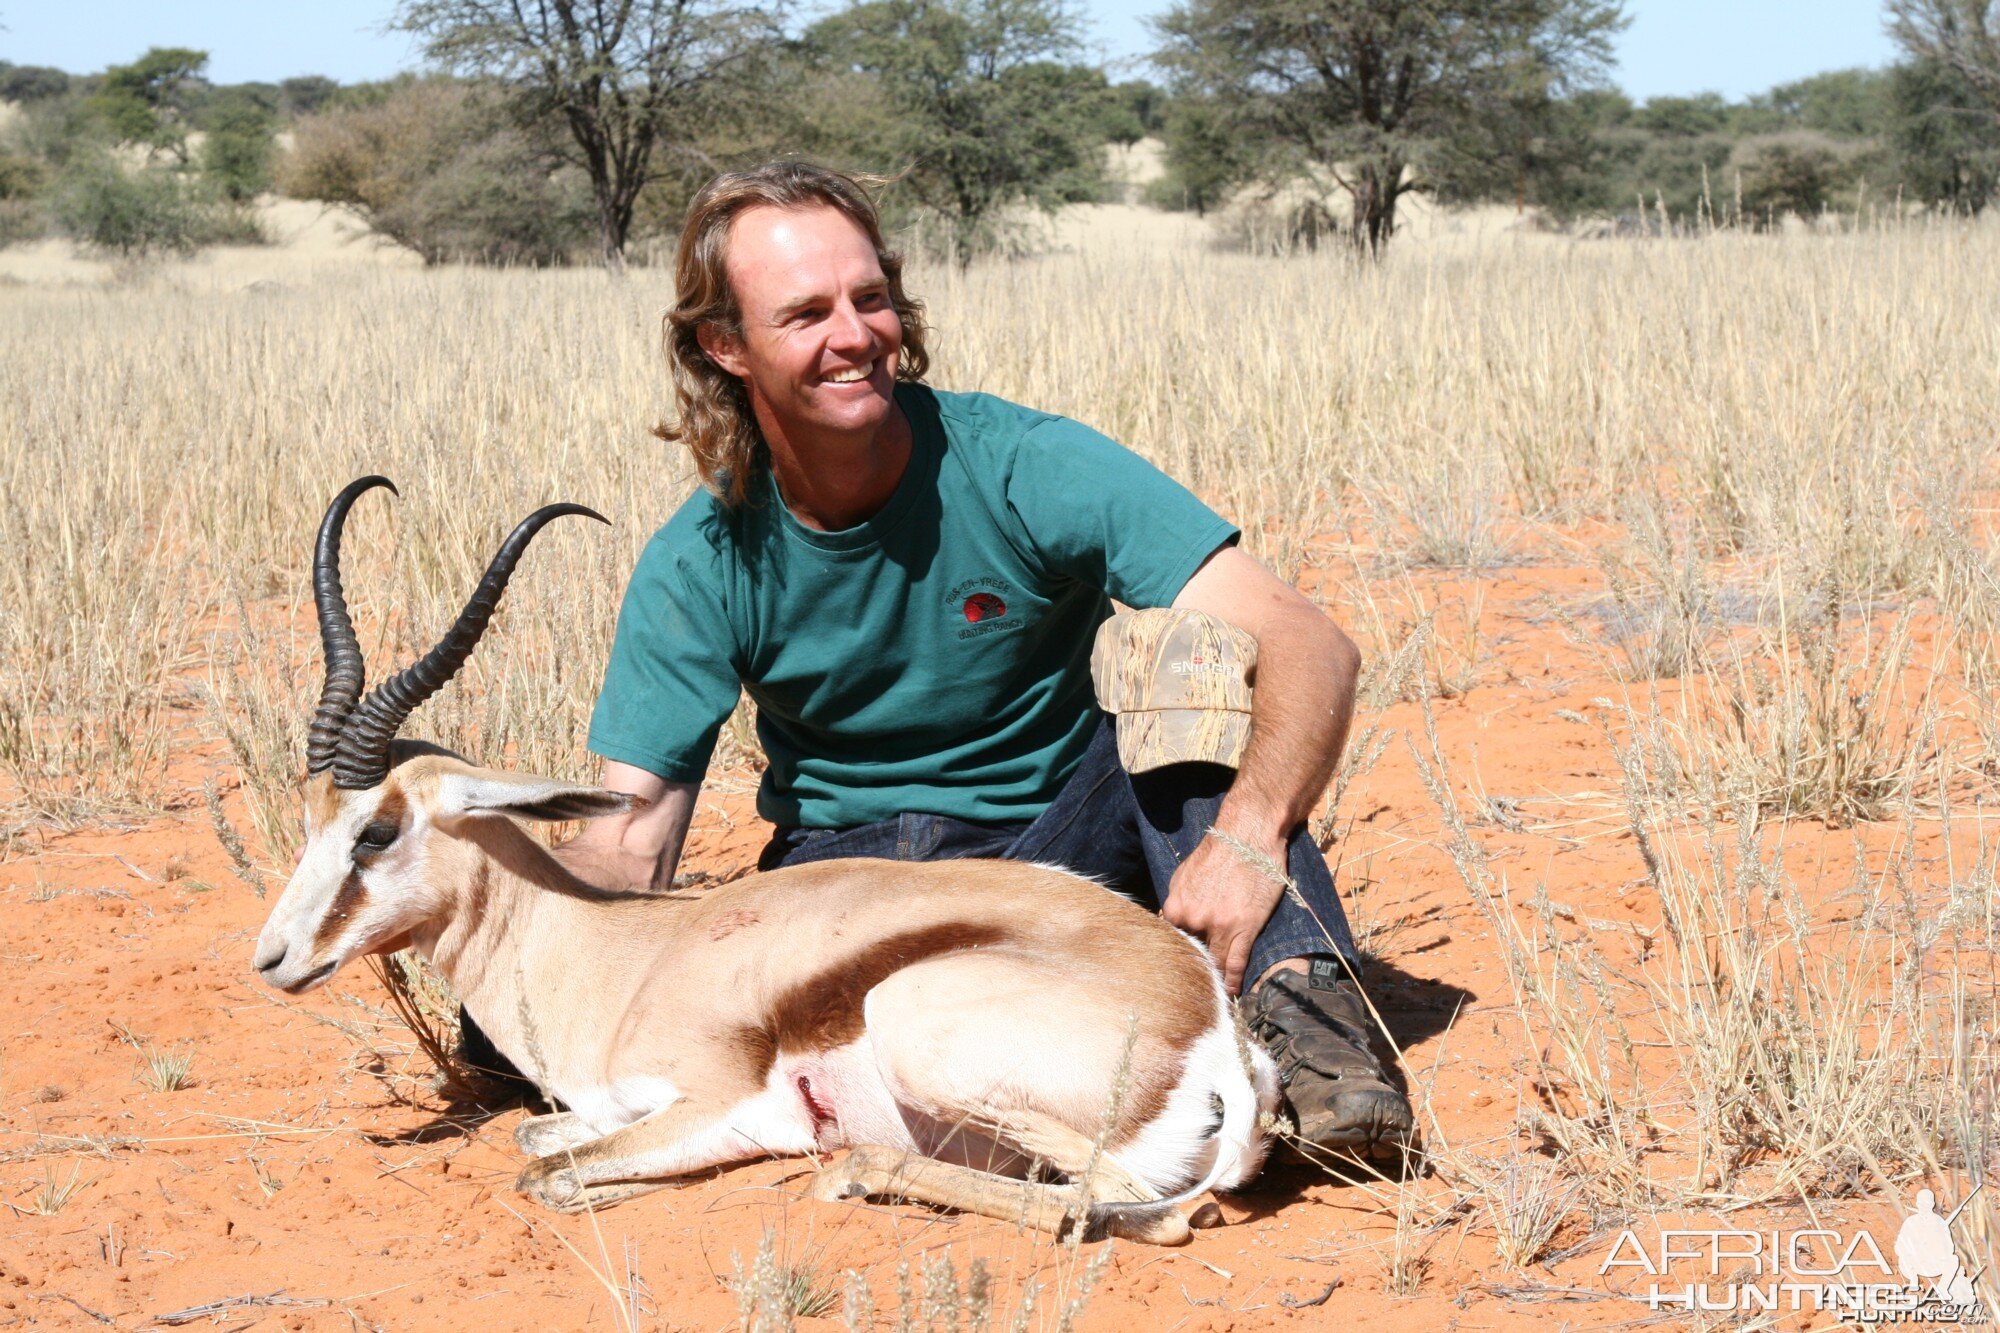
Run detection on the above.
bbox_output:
[657,162,931,505]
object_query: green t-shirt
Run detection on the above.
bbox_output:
[587,384,1239,828]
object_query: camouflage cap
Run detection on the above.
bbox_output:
[1091,609,1256,772]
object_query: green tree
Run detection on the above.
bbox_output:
[1112,79,1167,142]
[279,76,342,118]
[395,0,783,264]
[808,0,1111,265]
[0,63,72,103]
[51,151,209,256]
[1733,134,1855,223]
[199,89,277,201]
[1743,68,1893,138]
[1150,92,1251,213]
[1889,54,2000,210]
[0,148,50,245]
[1629,92,1731,137]
[1152,0,1626,254]
[1889,1,2000,119]
[90,47,210,164]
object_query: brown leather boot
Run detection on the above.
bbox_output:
[1239,964,1414,1159]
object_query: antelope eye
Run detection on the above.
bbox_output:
[355,821,400,851]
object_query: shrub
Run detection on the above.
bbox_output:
[278,76,340,118]
[0,151,50,245]
[1733,133,1857,222]
[1150,95,1250,215]
[0,64,72,104]
[279,79,591,265]
[200,94,277,202]
[48,152,263,257]
[52,154,207,256]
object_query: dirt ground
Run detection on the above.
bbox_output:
[0,539,1974,1330]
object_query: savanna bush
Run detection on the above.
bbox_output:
[49,152,263,257]
[279,78,592,266]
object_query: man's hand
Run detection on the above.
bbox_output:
[1162,823,1291,995]
[1164,544,1362,992]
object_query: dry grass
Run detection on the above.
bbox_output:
[7,204,2000,1312]
[4,216,1996,818]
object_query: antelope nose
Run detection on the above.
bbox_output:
[253,940,288,975]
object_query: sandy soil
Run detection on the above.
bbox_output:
[2,531,1969,1331]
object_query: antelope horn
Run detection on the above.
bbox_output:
[306,476,397,777]
[330,502,607,790]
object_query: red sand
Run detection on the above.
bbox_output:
[1,554,1979,1329]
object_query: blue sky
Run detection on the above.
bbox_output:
[1,1,1901,103]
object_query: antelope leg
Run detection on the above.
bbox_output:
[810,1145,1192,1246]
[811,1145,1076,1233]
[962,1109,1197,1245]
[515,1111,597,1158]
[517,1090,811,1213]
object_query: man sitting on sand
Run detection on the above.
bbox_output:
[529,161,1413,1161]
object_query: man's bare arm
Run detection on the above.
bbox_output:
[1175,545,1361,843]
[1161,544,1362,991]
[552,759,699,893]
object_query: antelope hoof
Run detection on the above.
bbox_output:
[1101,1208,1193,1247]
[518,1159,586,1210]
[517,1160,664,1213]
[808,1164,870,1203]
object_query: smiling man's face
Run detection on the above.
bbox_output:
[700,203,903,447]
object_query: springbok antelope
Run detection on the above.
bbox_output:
[253,477,1281,1243]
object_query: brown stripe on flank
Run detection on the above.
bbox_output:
[312,870,368,952]
[741,923,1012,1067]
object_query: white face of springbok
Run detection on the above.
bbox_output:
[250,475,613,994]
[252,758,632,994]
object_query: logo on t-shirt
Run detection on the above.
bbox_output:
[948,577,1019,640]
[963,592,1006,623]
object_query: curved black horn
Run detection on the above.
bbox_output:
[330,502,608,790]
[306,476,397,777]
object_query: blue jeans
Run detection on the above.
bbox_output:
[758,714,1361,988]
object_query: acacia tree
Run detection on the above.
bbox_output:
[1152,0,1625,253]
[91,47,210,165]
[808,0,1110,266]
[397,0,784,264]
[1889,1,2000,119]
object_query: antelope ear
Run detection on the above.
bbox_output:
[433,769,644,824]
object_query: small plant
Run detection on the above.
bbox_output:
[1381,1185,1433,1294]
[113,1021,195,1092]
[137,1044,194,1092]
[1359,447,1515,571]
[204,775,267,897]
[1481,1154,1578,1270]
[32,1162,92,1215]
[1595,496,1716,680]
[248,1153,284,1198]
[733,1229,838,1330]
[1676,602,1935,826]
[367,950,468,1089]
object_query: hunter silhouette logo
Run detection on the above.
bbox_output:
[1896,1187,1983,1307]
[1597,1183,1989,1320]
